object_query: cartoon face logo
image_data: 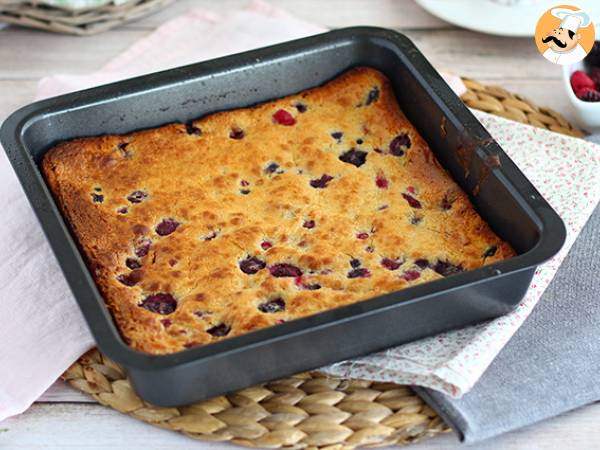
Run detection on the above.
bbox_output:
[535,6,595,66]
[542,27,580,53]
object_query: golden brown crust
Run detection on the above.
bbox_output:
[43,67,515,354]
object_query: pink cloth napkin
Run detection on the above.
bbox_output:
[1,0,599,421]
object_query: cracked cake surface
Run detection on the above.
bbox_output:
[43,67,515,354]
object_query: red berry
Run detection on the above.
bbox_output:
[401,270,421,281]
[365,87,380,105]
[265,162,280,174]
[347,267,371,278]
[381,257,403,270]
[433,260,464,277]
[339,149,367,167]
[389,133,411,156]
[441,195,453,211]
[125,257,142,269]
[230,128,245,139]
[415,259,429,269]
[356,232,369,240]
[375,175,388,189]
[269,263,303,277]
[310,174,334,188]
[185,123,201,136]
[134,237,151,257]
[576,87,600,102]
[571,70,596,93]
[202,230,218,241]
[273,109,296,126]
[140,293,177,315]
[117,271,142,287]
[127,190,148,204]
[258,298,286,313]
[207,323,231,337]
[295,103,307,113]
[239,256,266,275]
[155,218,180,236]
[402,193,422,209]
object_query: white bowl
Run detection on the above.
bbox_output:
[562,24,600,133]
[562,62,600,133]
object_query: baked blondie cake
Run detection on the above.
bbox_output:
[43,67,514,354]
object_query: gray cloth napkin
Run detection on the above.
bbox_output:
[416,173,600,443]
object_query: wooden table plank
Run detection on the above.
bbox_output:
[0,28,145,79]
[37,381,92,403]
[403,29,564,80]
[0,0,449,79]
[98,0,451,31]
[0,28,563,81]
[2,401,600,449]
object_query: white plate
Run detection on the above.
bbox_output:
[415,0,600,37]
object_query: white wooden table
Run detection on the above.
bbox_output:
[1,1,596,448]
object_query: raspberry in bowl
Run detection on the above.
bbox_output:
[563,38,600,131]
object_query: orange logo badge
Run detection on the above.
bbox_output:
[535,5,595,65]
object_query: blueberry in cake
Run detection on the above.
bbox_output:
[43,67,514,354]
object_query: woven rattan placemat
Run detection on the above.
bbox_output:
[0,0,173,35]
[61,80,585,449]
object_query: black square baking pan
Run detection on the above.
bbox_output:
[0,27,565,406]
